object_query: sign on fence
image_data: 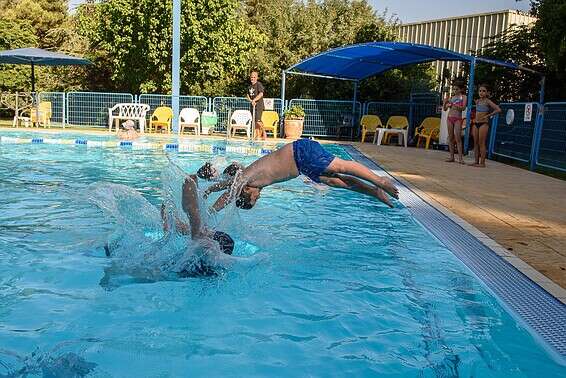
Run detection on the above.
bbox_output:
[524,103,533,122]
[264,98,274,110]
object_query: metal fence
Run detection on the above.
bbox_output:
[212,97,283,134]
[490,103,539,163]
[289,99,362,137]
[38,92,65,126]
[139,94,209,118]
[535,102,566,172]
[66,92,134,128]
[365,101,439,139]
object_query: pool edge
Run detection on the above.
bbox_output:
[343,144,566,361]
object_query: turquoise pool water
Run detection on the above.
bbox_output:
[0,138,564,376]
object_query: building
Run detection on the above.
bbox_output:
[397,10,536,89]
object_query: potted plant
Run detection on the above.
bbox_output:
[283,105,305,139]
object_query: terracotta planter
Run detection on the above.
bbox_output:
[284,118,304,139]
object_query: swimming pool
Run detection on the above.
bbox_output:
[0,135,564,376]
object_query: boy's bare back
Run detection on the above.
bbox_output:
[241,143,299,188]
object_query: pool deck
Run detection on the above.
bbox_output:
[354,143,566,293]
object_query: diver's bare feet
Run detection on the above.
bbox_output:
[378,177,399,199]
[373,187,394,208]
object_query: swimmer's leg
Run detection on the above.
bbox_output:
[182,176,204,239]
[319,174,394,208]
[325,158,399,199]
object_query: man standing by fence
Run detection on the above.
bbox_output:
[247,70,266,140]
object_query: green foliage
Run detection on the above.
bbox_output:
[283,104,305,119]
[474,25,545,101]
[75,0,263,95]
[0,18,38,91]
[243,0,427,101]
[1,0,436,101]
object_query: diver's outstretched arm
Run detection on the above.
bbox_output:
[203,178,233,198]
[182,176,204,239]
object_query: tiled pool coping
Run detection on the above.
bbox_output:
[344,145,566,361]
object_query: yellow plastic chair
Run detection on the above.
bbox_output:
[360,115,383,143]
[149,106,173,133]
[415,117,440,149]
[26,101,52,128]
[383,115,409,144]
[261,111,279,138]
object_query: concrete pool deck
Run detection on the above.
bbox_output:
[354,143,566,292]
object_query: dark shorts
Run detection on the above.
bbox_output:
[251,106,263,125]
[292,139,335,183]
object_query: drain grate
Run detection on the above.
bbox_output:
[345,145,566,358]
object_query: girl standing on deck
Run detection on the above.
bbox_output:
[443,80,467,164]
[471,84,501,168]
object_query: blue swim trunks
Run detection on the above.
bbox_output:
[292,139,335,183]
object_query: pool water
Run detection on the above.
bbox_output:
[0,139,564,376]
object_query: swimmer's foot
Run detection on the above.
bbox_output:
[374,187,394,208]
[445,158,455,163]
[378,177,399,199]
[472,163,486,168]
[458,159,466,165]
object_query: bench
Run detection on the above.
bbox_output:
[108,103,150,133]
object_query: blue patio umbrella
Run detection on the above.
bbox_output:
[0,47,91,93]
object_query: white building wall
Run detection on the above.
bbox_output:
[397,10,536,87]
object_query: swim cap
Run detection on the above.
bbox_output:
[212,231,234,255]
[223,162,242,177]
[197,162,216,180]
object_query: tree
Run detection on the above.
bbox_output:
[0,19,38,92]
[76,0,264,95]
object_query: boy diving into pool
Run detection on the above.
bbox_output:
[204,139,399,211]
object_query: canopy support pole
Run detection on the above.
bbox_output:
[352,80,358,139]
[171,0,181,133]
[281,70,286,112]
[464,57,476,153]
[539,75,546,105]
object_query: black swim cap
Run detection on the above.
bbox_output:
[212,231,234,255]
[197,162,215,180]
[223,162,242,177]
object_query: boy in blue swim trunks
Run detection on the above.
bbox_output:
[206,139,399,211]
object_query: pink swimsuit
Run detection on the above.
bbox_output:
[448,96,465,124]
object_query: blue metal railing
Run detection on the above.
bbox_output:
[288,99,362,137]
[212,97,283,134]
[66,92,134,128]
[490,102,539,164]
[38,92,65,126]
[533,102,566,172]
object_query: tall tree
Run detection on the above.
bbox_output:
[76,0,263,95]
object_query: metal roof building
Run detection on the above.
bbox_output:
[397,10,536,86]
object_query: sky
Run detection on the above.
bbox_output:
[69,1,531,22]
[369,0,530,23]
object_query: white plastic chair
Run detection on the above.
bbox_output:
[228,110,253,139]
[179,108,200,135]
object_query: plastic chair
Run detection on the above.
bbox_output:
[414,117,440,149]
[179,108,200,135]
[261,110,279,138]
[25,101,52,128]
[228,110,253,139]
[383,115,409,144]
[149,106,173,133]
[360,115,383,143]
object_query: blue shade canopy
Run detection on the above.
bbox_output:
[287,42,524,80]
[0,47,91,66]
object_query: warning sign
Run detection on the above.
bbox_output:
[524,103,533,122]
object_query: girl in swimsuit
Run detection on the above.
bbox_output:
[443,81,467,164]
[471,84,501,167]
